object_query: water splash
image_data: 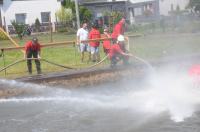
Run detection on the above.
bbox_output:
[0,66,200,123]
[125,67,200,122]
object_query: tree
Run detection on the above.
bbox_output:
[35,18,41,32]
[11,20,25,40]
[79,6,92,23]
[60,0,92,24]
[61,0,75,15]
[56,6,73,24]
[111,11,124,25]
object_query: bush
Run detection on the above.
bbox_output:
[0,30,8,40]
[35,18,41,32]
[11,20,25,39]
[56,7,73,24]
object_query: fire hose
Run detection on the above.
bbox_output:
[0,58,76,73]
[0,55,109,73]
[0,55,152,74]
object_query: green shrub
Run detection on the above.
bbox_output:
[0,31,8,40]
[35,18,41,32]
[11,20,25,40]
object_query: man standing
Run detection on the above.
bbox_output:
[109,35,133,67]
[89,22,101,62]
[77,22,90,62]
[24,37,41,74]
[112,18,125,43]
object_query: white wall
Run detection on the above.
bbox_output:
[0,4,2,26]
[107,0,153,3]
[159,0,189,16]
[1,0,61,31]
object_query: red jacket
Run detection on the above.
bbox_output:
[189,65,200,76]
[102,34,111,50]
[109,44,125,59]
[112,21,124,40]
[89,28,101,47]
[24,41,41,52]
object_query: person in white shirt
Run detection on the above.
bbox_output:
[76,23,91,62]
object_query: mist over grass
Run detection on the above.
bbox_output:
[131,33,200,61]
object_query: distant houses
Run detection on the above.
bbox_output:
[82,0,190,25]
[0,0,190,34]
[0,0,61,33]
[81,0,160,25]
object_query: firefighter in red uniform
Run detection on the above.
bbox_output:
[189,64,200,87]
[24,37,41,74]
[112,18,125,43]
[109,35,133,67]
[102,28,112,54]
[89,23,101,62]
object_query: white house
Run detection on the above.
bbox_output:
[0,0,62,32]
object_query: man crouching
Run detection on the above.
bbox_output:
[109,35,133,67]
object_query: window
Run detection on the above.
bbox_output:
[41,12,50,23]
[15,13,26,24]
[134,8,142,16]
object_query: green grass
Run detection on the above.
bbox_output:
[1,32,200,78]
[0,32,109,78]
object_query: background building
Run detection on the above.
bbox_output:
[82,0,159,25]
[159,0,190,16]
[0,0,61,33]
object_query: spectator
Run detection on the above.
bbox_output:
[102,28,112,55]
[89,22,101,62]
[24,37,41,74]
[22,25,32,37]
[77,23,91,63]
[109,35,133,67]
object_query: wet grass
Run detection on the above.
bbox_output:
[131,33,200,61]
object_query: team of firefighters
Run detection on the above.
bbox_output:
[24,18,133,75]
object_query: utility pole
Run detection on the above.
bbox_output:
[75,0,80,29]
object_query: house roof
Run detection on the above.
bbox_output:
[81,1,127,6]
[130,0,155,3]
[82,0,155,5]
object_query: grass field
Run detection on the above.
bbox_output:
[1,32,200,78]
[0,32,108,78]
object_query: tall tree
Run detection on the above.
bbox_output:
[61,0,75,14]
[61,0,92,23]
[79,6,92,23]
[56,7,73,24]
